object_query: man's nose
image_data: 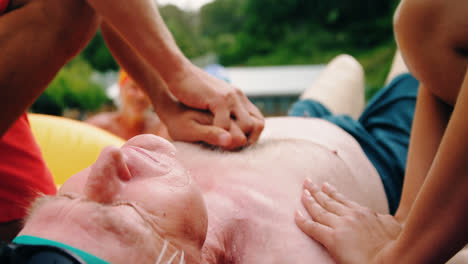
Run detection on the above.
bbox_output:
[83,146,131,204]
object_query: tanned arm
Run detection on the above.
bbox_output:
[84,0,186,82]
[0,0,99,136]
[99,22,168,101]
[389,70,468,263]
[394,85,451,222]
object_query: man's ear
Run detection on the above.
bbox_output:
[84,146,131,204]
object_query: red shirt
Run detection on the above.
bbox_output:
[0,0,9,14]
[0,113,56,222]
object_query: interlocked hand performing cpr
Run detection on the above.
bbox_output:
[160,63,265,150]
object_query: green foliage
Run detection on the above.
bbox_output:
[31,57,110,115]
[160,5,209,58]
[197,0,400,93]
[205,0,399,64]
[200,0,247,37]
[355,41,397,99]
[82,30,119,72]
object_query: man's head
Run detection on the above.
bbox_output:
[119,70,152,116]
[394,0,468,105]
[19,135,208,264]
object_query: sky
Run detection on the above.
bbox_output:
[156,0,215,10]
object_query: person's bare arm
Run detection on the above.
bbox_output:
[99,22,248,149]
[0,0,98,136]
[394,85,451,222]
[84,0,183,81]
[388,70,468,263]
[296,71,468,263]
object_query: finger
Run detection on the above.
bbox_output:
[231,99,254,135]
[307,184,348,216]
[295,210,334,247]
[301,190,338,227]
[192,110,214,125]
[176,119,232,147]
[212,102,232,131]
[243,96,264,119]
[226,120,247,150]
[246,115,265,145]
[322,182,362,209]
[195,112,247,149]
[244,96,265,145]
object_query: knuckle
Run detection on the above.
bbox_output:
[256,119,265,130]
[351,209,367,219]
[343,215,356,224]
[364,207,374,215]
[322,199,333,208]
[316,210,327,220]
[225,89,237,99]
[328,188,338,197]
[241,120,254,132]
[305,199,315,211]
[234,87,244,96]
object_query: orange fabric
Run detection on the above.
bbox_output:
[0,0,9,14]
[0,113,57,222]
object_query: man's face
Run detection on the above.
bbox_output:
[21,135,208,263]
[120,80,151,114]
[394,0,468,105]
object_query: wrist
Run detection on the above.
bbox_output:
[374,240,404,264]
[158,53,192,85]
[394,207,410,225]
[151,87,178,122]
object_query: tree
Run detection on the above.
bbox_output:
[160,4,209,58]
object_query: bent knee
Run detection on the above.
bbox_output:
[329,54,364,77]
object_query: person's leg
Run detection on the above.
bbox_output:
[385,50,408,85]
[0,0,99,135]
[294,54,365,119]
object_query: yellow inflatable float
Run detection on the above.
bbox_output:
[28,113,125,186]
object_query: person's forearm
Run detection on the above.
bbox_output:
[0,0,98,136]
[100,22,168,103]
[85,0,190,83]
[390,73,468,263]
[394,86,451,222]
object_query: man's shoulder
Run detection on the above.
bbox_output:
[85,112,118,130]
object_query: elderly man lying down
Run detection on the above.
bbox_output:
[9,55,419,263]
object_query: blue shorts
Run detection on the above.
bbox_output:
[289,73,419,214]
